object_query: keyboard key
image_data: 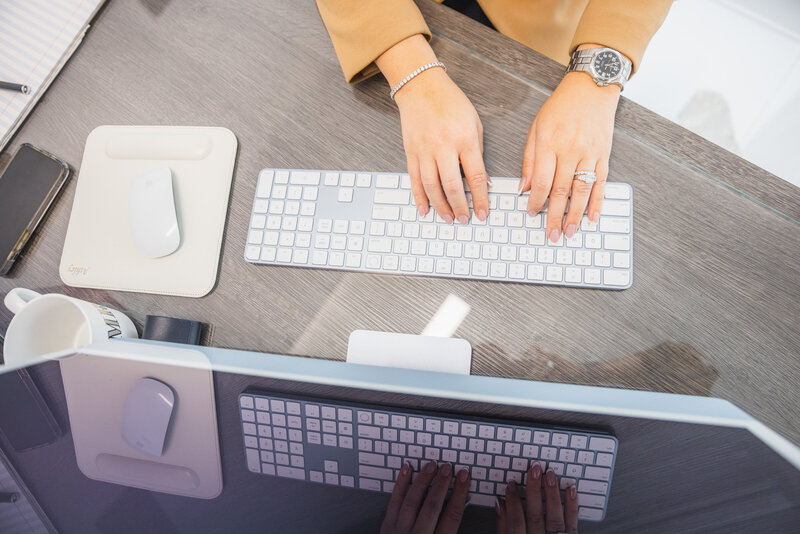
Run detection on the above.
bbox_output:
[584,466,611,481]
[338,189,353,202]
[578,507,604,521]
[290,171,320,185]
[357,173,372,187]
[603,270,630,287]
[596,453,613,466]
[375,190,410,204]
[359,478,381,491]
[276,466,306,480]
[613,253,631,269]
[373,206,400,220]
[601,200,630,216]
[604,235,631,251]
[578,479,608,495]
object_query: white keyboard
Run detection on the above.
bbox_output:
[245,169,633,289]
[239,391,618,522]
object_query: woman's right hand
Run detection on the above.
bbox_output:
[377,35,490,224]
[497,464,580,534]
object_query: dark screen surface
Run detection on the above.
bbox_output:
[0,145,67,270]
[0,359,797,533]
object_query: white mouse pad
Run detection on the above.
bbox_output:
[60,126,237,297]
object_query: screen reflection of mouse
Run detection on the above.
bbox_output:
[129,166,180,258]
[121,378,175,458]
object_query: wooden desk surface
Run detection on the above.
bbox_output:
[0,0,798,465]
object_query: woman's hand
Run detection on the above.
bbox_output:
[520,50,622,243]
[496,464,579,534]
[380,461,471,534]
[377,35,490,224]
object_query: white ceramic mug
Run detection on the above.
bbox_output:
[3,288,138,366]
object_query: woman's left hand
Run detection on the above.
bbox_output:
[520,61,622,243]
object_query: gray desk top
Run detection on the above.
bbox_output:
[0,0,798,466]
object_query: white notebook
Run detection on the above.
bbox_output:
[0,0,105,150]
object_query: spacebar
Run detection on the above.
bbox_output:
[467,493,497,507]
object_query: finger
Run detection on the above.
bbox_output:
[414,463,453,533]
[544,469,566,534]
[437,154,469,225]
[420,158,454,224]
[396,460,439,531]
[384,462,413,527]
[435,468,470,534]
[520,123,536,194]
[525,464,545,534]
[544,155,579,243]
[504,481,526,534]
[526,148,556,216]
[495,497,507,534]
[586,158,609,224]
[564,159,597,239]
[565,484,579,534]
[461,145,489,221]
[408,155,430,217]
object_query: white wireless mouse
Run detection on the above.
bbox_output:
[129,166,180,258]
[121,377,175,458]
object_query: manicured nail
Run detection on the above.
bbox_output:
[486,176,493,186]
[569,486,577,499]
[565,224,577,238]
[401,462,411,476]
[442,214,454,225]
[549,229,560,242]
[439,463,452,477]
[457,215,469,225]
[457,469,469,482]
[476,209,487,221]
[494,497,504,516]
[424,461,437,474]
[517,180,525,195]
[590,211,599,223]
[506,480,517,495]
[546,469,556,487]
[531,463,542,479]
[527,209,537,218]
[418,205,428,216]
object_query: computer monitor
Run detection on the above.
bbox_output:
[0,339,798,533]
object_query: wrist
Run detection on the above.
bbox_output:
[393,66,450,106]
[563,70,621,98]
[376,34,438,89]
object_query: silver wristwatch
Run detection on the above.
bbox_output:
[567,47,632,90]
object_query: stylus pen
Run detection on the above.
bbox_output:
[0,81,30,94]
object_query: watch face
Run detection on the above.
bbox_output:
[593,51,622,79]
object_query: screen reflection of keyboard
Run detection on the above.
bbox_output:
[239,391,618,521]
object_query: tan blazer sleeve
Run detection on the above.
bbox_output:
[570,0,672,74]
[316,0,432,84]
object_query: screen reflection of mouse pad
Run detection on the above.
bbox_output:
[60,125,237,297]
[59,349,222,499]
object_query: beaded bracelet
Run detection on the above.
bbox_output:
[389,62,446,100]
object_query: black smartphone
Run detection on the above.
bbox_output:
[0,143,70,276]
[0,368,63,451]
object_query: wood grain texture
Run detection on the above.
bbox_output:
[0,1,797,529]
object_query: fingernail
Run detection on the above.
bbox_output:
[418,205,428,216]
[457,469,469,482]
[546,469,556,487]
[476,209,487,221]
[527,209,537,218]
[565,224,577,238]
[517,180,525,195]
[424,461,437,474]
[590,211,599,223]
[457,215,469,225]
[532,463,542,479]
[548,229,560,242]
[439,463,452,477]
[569,486,577,499]
[494,497,504,516]
[486,176,493,186]
[507,480,517,495]
[442,214,454,225]
[401,462,411,476]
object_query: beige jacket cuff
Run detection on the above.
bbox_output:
[316,0,432,84]
[570,0,672,75]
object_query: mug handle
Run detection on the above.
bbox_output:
[4,288,42,315]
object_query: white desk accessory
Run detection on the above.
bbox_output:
[128,167,180,258]
[59,346,222,499]
[346,330,472,375]
[121,378,175,458]
[0,0,106,151]
[60,126,237,297]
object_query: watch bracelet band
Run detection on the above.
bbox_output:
[567,48,631,89]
